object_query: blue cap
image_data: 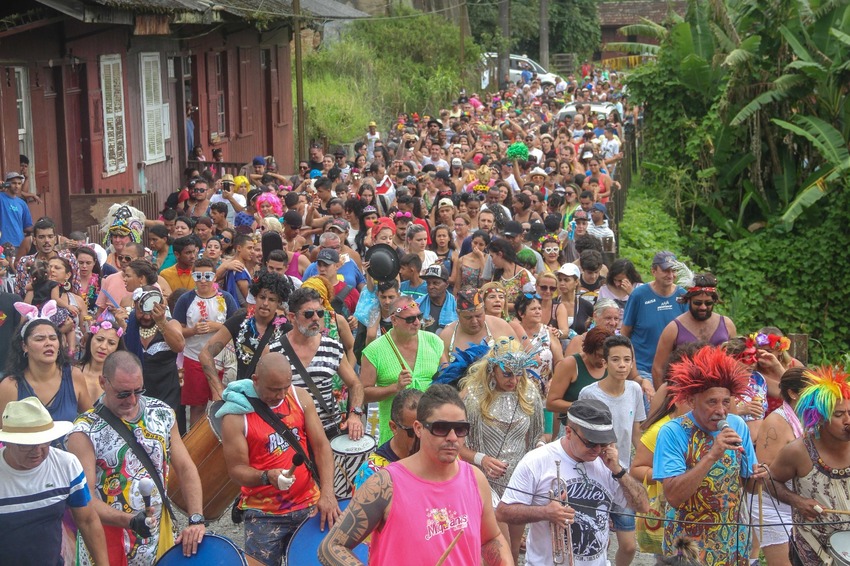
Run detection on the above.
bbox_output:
[252,156,266,166]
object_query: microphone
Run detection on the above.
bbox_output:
[139,478,157,529]
[283,454,305,478]
[716,419,742,447]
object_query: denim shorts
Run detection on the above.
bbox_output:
[610,506,636,532]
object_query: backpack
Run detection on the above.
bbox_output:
[331,284,353,318]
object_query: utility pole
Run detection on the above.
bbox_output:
[498,0,510,90]
[540,0,549,69]
[293,0,307,161]
[460,0,466,86]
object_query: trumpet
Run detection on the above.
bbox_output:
[549,460,574,565]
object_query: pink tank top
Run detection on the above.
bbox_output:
[369,460,483,566]
[285,251,302,280]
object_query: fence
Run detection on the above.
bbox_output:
[187,160,253,178]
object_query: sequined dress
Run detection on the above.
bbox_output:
[463,383,545,496]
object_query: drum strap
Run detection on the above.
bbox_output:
[96,404,178,523]
[278,334,334,416]
[247,396,320,483]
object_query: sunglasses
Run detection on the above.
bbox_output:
[565,191,576,196]
[301,309,326,319]
[543,247,560,254]
[571,427,607,449]
[691,300,715,307]
[107,379,146,400]
[117,254,133,263]
[395,313,423,324]
[523,293,542,300]
[422,420,471,437]
[538,285,557,292]
[395,424,416,438]
[191,271,216,282]
[220,237,232,244]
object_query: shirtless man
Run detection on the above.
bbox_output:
[441,287,515,361]
[651,273,737,387]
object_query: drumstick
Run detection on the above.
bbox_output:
[387,336,409,372]
[435,528,465,566]
[335,461,356,496]
[821,508,850,517]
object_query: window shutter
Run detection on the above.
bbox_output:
[140,53,165,163]
[206,52,219,142]
[238,47,254,136]
[100,54,127,175]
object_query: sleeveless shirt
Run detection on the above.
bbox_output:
[673,316,730,346]
[17,364,78,423]
[369,461,482,566]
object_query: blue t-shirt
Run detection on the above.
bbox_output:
[224,269,252,305]
[653,412,757,481]
[0,191,33,247]
[622,283,687,373]
[302,259,365,290]
[400,279,428,302]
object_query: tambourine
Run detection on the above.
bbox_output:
[133,289,163,313]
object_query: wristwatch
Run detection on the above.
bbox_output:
[260,470,271,485]
[188,513,205,526]
[349,406,364,416]
[612,468,628,480]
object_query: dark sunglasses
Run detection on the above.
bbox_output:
[571,427,607,449]
[422,420,471,437]
[301,309,326,319]
[117,254,133,263]
[691,300,715,307]
[395,424,416,438]
[395,313,423,324]
[538,285,557,292]
[220,237,232,244]
[110,384,146,400]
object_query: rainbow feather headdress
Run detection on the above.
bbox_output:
[795,366,850,433]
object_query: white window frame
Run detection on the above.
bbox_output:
[140,52,166,164]
[100,54,128,175]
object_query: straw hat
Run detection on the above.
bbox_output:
[0,397,73,445]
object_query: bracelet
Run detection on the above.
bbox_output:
[473,452,486,467]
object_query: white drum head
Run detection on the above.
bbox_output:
[330,434,376,455]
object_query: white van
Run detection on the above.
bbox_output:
[481,53,564,89]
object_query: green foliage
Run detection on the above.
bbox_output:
[300,6,480,145]
[467,0,600,60]
[617,178,689,277]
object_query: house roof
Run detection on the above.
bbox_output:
[38,0,367,21]
[597,1,686,27]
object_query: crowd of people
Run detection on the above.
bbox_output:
[0,65,847,566]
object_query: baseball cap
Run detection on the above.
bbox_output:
[557,263,581,279]
[503,221,524,238]
[573,210,589,222]
[282,210,302,229]
[317,249,340,265]
[252,156,266,166]
[456,287,483,311]
[567,399,617,445]
[451,158,463,167]
[438,198,456,209]
[421,264,449,281]
[652,251,678,270]
[434,170,451,182]
[4,172,24,182]
[327,218,350,233]
[592,203,608,218]
[581,151,594,160]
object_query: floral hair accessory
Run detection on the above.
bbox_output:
[90,320,124,338]
[394,211,412,219]
[473,183,490,194]
[750,332,790,352]
[394,301,417,315]
[737,336,759,366]
[487,336,543,380]
[688,286,717,294]
[14,301,58,338]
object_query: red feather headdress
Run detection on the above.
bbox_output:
[668,346,751,406]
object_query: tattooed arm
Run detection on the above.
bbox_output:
[318,469,393,565]
[473,466,513,565]
[616,470,650,513]
[199,326,231,401]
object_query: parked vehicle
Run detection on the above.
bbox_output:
[481,53,564,89]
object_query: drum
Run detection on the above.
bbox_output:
[829,531,850,566]
[155,533,255,565]
[168,401,240,521]
[330,434,376,498]
[287,498,368,564]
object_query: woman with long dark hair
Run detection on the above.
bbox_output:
[599,258,643,309]
[148,224,175,272]
[74,247,102,317]
[0,314,92,428]
[73,312,127,402]
[489,239,535,313]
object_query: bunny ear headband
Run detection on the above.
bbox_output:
[14,300,58,338]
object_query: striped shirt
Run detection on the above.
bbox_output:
[269,334,345,431]
[0,447,91,566]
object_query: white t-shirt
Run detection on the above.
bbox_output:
[501,442,628,566]
[210,192,246,225]
[578,381,645,469]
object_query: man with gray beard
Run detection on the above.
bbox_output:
[266,287,364,440]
